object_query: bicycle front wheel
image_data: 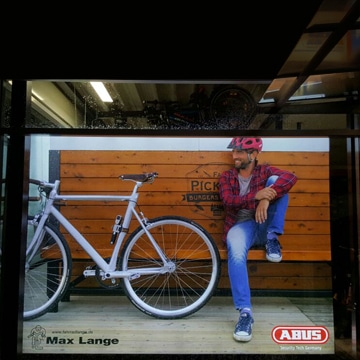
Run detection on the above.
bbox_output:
[120,216,221,319]
[24,221,72,320]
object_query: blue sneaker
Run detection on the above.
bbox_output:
[233,312,254,342]
[265,238,282,262]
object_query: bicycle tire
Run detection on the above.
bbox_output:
[120,216,221,319]
[23,221,72,320]
[209,86,257,129]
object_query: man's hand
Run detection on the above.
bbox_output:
[254,186,277,223]
[255,199,270,223]
[255,186,277,201]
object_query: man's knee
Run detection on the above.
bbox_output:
[266,175,278,187]
[227,233,249,261]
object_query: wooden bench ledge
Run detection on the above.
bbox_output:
[218,248,331,262]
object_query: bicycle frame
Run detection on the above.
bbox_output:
[28,178,173,281]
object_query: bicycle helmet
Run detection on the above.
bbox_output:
[227,137,263,152]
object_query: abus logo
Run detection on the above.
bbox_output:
[272,326,329,344]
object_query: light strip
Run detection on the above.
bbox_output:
[90,82,113,102]
[259,98,275,104]
[260,93,325,104]
[289,94,325,100]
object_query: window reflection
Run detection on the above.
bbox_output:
[0,80,355,131]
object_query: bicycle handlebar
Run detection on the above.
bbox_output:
[29,179,55,188]
[29,179,43,186]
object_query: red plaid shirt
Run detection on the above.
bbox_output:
[219,164,297,243]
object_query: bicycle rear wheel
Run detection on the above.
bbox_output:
[209,86,257,129]
[24,221,72,320]
[120,216,221,319]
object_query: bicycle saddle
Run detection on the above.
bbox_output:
[119,172,158,182]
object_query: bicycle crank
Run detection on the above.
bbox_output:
[95,264,122,289]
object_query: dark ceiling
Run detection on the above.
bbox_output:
[2,0,360,130]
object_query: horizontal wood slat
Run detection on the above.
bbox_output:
[60,150,329,166]
[57,150,332,292]
[60,219,330,235]
[54,192,330,207]
[59,178,330,193]
[61,163,329,180]
[59,205,330,221]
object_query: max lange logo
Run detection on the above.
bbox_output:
[271,326,330,344]
[27,325,119,351]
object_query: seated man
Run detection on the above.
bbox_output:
[218,137,297,342]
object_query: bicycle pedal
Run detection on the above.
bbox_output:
[83,269,96,277]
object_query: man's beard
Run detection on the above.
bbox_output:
[235,159,251,170]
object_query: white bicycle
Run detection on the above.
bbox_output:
[24,172,221,320]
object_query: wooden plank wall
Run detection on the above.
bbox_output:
[58,150,332,293]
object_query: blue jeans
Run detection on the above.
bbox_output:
[226,176,289,310]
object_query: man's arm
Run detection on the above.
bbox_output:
[267,166,297,198]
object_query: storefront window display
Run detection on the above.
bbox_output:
[0,80,359,359]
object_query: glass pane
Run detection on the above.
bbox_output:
[28,81,266,130]
[0,80,354,131]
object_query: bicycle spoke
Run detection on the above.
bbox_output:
[121,216,220,319]
[23,223,71,320]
